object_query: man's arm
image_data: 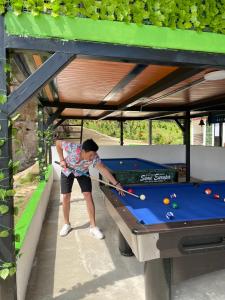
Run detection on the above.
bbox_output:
[55,140,67,168]
[95,162,124,195]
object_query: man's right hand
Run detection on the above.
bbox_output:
[60,160,67,169]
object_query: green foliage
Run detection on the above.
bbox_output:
[1,0,225,34]
[84,120,183,144]
[0,108,20,281]
[0,263,16,280]
[0,230,9,238]
[0,94,7,104]
[8,159,20,175]
[0,204,9,214]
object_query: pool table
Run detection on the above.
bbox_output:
[101,158,179,256]
[101,158,178,185]
[101,181,225,300]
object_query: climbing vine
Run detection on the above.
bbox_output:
[36,107,54,180]
[0,61,20,280]
[0,133,20,280]
[0,0,225,34]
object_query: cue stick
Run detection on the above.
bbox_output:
[54,161,140,198]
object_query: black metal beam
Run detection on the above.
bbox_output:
[2,52,75,115]
[99,68,201,120]
[53,118,65,130]
[148,120,152,145]
[0,15,17,300]
[174,119,185,132]
[60,116,152,121]
[184,111,191,182]
[190,95,225,111]
[120,120,124,146]
[46,108,65,127]
[40,99,225,116]
[41,100,117,111]
[40,99,189,112]
[103,64,147,102]
[6,36,225,68]
[13,53,31,78]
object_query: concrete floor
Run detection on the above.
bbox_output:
[25,180,144,300]
[26,180,225,300]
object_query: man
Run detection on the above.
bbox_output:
[56,138,124,239]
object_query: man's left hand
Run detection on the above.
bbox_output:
[116,183,125,196]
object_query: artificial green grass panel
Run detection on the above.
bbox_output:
[5,12,225,54]
[15,165,53,250]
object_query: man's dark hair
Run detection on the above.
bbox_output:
[82,139,99,152]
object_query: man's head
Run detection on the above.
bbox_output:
[81,139,99,161]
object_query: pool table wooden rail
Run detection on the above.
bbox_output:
[102,186,225,262]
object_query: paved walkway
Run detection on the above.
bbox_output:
[25,180,145,300]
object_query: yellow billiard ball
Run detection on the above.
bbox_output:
[163,198,170,205]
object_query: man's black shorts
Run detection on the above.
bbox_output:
[61,172,92,194]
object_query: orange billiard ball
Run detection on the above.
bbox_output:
[205,188,212,195]
[163,198,170,205]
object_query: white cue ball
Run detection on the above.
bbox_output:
[140,194,146,201]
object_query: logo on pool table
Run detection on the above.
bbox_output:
[140,173,172,182]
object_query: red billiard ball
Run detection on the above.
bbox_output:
[127,188,134,194]
[214,193,220,199]
[205,188,212,195]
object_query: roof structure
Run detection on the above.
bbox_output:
[3,12,225,123]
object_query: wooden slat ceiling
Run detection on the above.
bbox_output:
[46,57,225,120]
[56,58,177,105]
[142,68,225,107]
[57,59,136,104]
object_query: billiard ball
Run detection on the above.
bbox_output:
[119,161,123,165]
[172,202,179,209]
[214,193,220,199]
[205,188,212,195]
[127,188,134,194]
[140,194,146,201]
[163,198,170,205]
[166,212,174,220]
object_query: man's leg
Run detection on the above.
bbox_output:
[62,193,71,225]
[83,192,96,227]
[60,172,74,236]
[77,175,104,239]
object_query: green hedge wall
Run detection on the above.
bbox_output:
[0,1,225,34]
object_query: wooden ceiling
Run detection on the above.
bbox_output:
[31,55,225,121]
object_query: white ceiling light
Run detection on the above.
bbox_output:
[204,70,225,81]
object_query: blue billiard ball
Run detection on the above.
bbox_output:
[166,212,174,220]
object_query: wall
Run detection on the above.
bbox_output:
[52,145,225,181]
[191,146,225,181]
[52,145,185,180]
[16,168,53,300]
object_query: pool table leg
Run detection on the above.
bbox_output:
[118,230,134,256]
[144,258,172,300]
